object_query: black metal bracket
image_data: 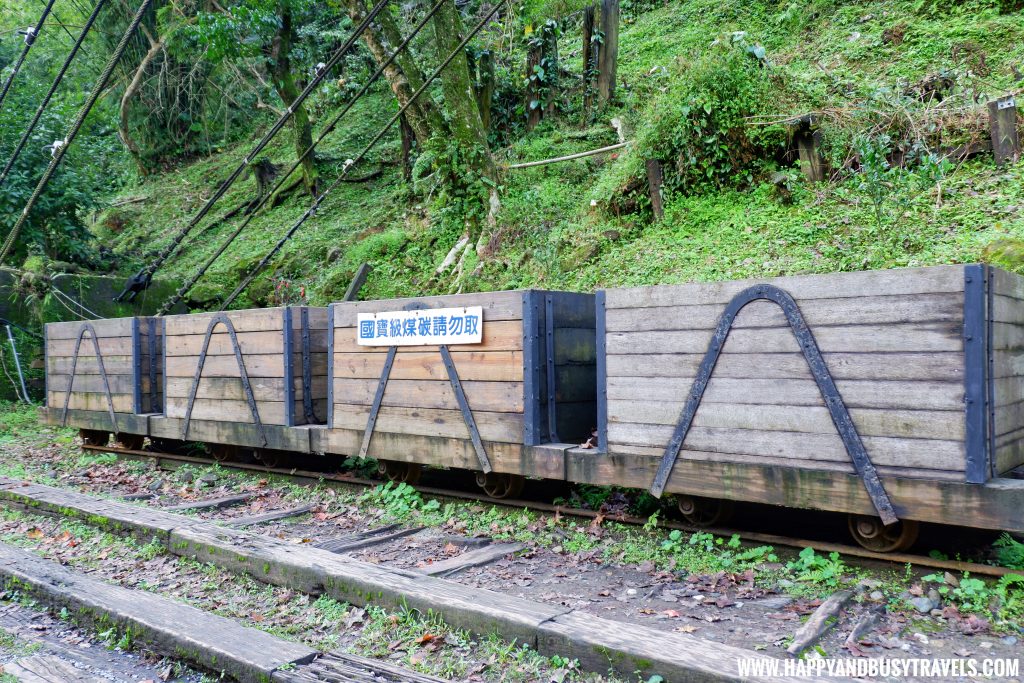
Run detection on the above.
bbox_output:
[544,295,560,443]
[147,317,159,413]
[182,314,267,447]
[358,342,493,474]
[648,284,899,526]
[300,307,317,424]
[60,322,118,434]
[964,264,993,483]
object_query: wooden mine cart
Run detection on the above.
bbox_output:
[149,306,328,457]
[326,291,597,496]
[42,317,162,448]
[571,264,1024,550]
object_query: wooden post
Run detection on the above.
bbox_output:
[476,50,494,131]
[542,22,559,118]
[526,41,543,131]
[597,0,618,106]
[582,5,596,118]
[645,159,664,221]
[989,96,1020,167]
[399,115,414,183]
[793,115,826,182]
[343,263,372,302]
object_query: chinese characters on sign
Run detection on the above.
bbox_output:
[356,306,484,346]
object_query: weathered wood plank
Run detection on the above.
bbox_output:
[224,504,314,527]
[604,265,965,309]
[164,308,286,335]
[334,350,523,382]
[164,376,324,401]
[331,404,523,443]
[46,318,136,339]
[610,401,963,440]
[422,542,526,577]
[46,392,136,414]
[48,373,155,395]
[606,322,962,355]
[605,293,964,332]
[165,329,327,357]
[165,397,294,426]
[47,336,136,358]
[333,319,522,353]
[47,356,136,375]
[165,353,296,378]
[991,266,1024,301]
[39,407,148,434]
[605,426,964,471]
[149,416,311,452]
[331,291,526,327]
[316,525,422,554]
[165,492,257,511]
[606,351,964,381]
[334,378,523,413]
[607,376,964,411]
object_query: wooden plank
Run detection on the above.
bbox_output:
[422,542,526,577]
[991,294,1024,324]
[995,400,1024,437]
[47,373,147,395]
[224,504,315,528]
[2,655,107,683]
[608,376,963,411]
[994,376,1024,406]
[40,408,148,434]
[165,397,293,426]
[47,356,136,375]
[281,652,449,683]
[331,291,525,327]
[46,392,136,414]
[165,492,257,511]
[316,525,422,554]
[46,337,136,359]
[605,293,964,332]
[164,353,297,379]
[149,416,310,453]
[606,351,964,381]
[165,330,328,357]
[604,425,964,471]
[992,322,1024,351]
[332,378,523,413]
[323,429,559,477]
[331,404,523,443]
[608,404,964,441]
[606,322,962,355]
[163,308,286,335]
[46,318,136,339]
[164,376,323,401]
[604,265,965,309]
[333,319,522,353]
[991,267,1024,301]
[564,451,1024,532]
[0,542,317,683]
[334,350,523,382]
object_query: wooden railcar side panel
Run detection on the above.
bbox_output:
[990,268,1024,475]
[602,266,970,483]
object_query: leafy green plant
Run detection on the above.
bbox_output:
[360,482,440,521]
[787,547,848,588]
[994,534,1024,570]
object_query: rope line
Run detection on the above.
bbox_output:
[51,284,102,319]
[0,0,57,114]
[0,0,109,189]
[155,0,449,316]
[119,0,392,301]
[0,0,155,266]
[219,1,507,311]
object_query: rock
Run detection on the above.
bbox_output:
[927,588,942,606]
[909,597,935,614]
[178,471,194,483]
[913,633,929,645]
[858,578,882,590]
[756,597,793,610]
[326,247,343,264]
[930,609,943,617]
[980,641,993,649]
[42,470,59,480]
[1001,636,1018,646]
[869,591,884,601]
[147,479,163,492]
[198,472,217,485]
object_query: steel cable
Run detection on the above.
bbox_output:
[0,0,155,266]
[118,0,392,300]
[218,1,506,311]
[155,0,449,316]
[0,0,109,189]
[0,0,57,113]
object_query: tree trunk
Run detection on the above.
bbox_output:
[542,21,559,118]
[597,0,618,105]
[582,5,596,118]
[268,9,318,196]
[476,49,493,131]
[341,0,442,147]
[399,114,414,182]
[119,37,163,175]
[525,40,543,131]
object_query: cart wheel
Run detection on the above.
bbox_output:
[377,460,422,485]
[677,495,734,528]
[848,514,919,553]
[115,433,145,451]
[475,472,525,499]
[207,443,239,463]
[149,438,187,455]
[255,449,282,468]
[79,429,109,447]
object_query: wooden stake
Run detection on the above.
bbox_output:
[399,114,414,182]
[597,0,618,105]
[645,159,664,221]
[343,262,371,302]
[793,115,826,182]
[989,96,1020,167]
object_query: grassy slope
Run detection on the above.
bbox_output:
[100,0,1024,307]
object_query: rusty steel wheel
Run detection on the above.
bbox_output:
[207,443,239,463]
[255,449,282,468]
[115,433,145,450]
[377,460,422,485]
[848,514,919,553]
[475,472,525,499]
[677,495,734,528]
[79,429,109,447]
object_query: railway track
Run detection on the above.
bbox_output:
[84,443,1024,579]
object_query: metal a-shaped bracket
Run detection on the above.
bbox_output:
[60,322,118,434]
[182,314,266,447]
[648,284,898,525]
